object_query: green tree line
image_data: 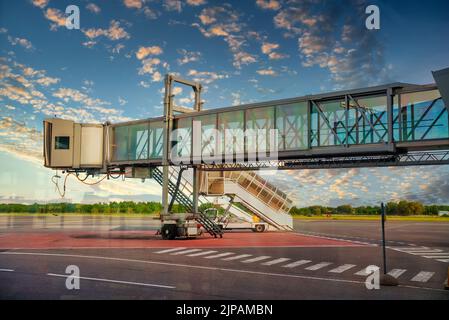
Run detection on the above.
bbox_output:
[0,200,448,216]
[0,201,224,215]
[290,201,449,216]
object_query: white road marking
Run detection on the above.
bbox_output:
[187,250,217,257]
[437,259,449,262]
[423,256,449,259]
[2,252,446,293]
[222,254,252,261]
[47,273,175,289]
[242,256,271,263]
[261,258,290,266]
[170,249,202,255]
[154,247,187,254]
[0,268,14,272]
[408,250,443,254]
[204,252,234,259]
[355,267,369,276]
[392,247,428,251]
[329,264,356,274]
[388,269,407,278]
[305,262,332,271]
[282,260,311,268]
[411,271,434,283]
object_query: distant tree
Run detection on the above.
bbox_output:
[336,205,353,214]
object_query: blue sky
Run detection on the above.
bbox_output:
[1,0,449,206]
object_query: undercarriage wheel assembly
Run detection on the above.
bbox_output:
[253,224,266,233]
[161,224,177,240]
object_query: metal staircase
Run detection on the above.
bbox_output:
[152,167,223,238]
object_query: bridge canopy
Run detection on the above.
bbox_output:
[107,82,448,166]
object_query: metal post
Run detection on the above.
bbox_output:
[381,202,387,274]
[387,88,394,144]
[379,202,398,286]
[162,75,173,215]
[192,166,199,213]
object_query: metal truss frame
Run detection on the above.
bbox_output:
[200,151,449,171]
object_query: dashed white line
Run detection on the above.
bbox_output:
[204,252,234,259]
[170,249,202,255]
[0,268,14,272]
[354,267,369,276]
[2,252,446,293]
[187,250,217,257]
[411,271,435,283]
[154,247,186,254]
[388,269,407,279]
[329,264,357,274]
[305,262,332,271]
[242,256,271,264]
[437,259,449,263]
[423,256,449,259]
[222,254,252,261]
[282,260,312,268]
[261,258,291,266]
[47,273,176,289]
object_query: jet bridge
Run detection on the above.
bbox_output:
[43,68,449,239]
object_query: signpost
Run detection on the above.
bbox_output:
[379,202,399,286]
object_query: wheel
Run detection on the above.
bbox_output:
[161,224,177,240]
[253,224,265,233]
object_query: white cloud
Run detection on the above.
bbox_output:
[177,49,201,65]
[83,20,130,41]
[194,5,257,69]
[138,80,151,88]
[136,46,163,60]
[32,0,49,8]
[123,0,143,9]
[187,69,227,84]
[44,8,66,30]
[118,96,128,106]
[257,68,277,76]
[138,58,161,75]
[256,0,281,10]
[7,36,34,50]
[86,3,101,14]
[163,0,182,12]
[151,71,162,82]
[187,0,207,6]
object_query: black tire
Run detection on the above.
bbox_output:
[253,224,265,233]
[161,224,177,240]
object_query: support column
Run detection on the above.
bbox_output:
[192,166,199,213]
[162,75,173,215]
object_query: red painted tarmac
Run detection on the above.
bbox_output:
[0,230,365,249]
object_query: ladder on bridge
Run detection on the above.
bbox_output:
[152,167,223,238]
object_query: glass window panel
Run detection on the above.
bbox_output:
[55,136,70,150]
[112,126,128,161]
[128,123,149,160]
[218,111,244,158]
[276,102,308,151]
[194,114,218,160]
[312,100,345,147]
[246,107,275,155]
[149,121,164,159]
[399,90,448,141]
[353,95,387,144]
[172,117,192,160]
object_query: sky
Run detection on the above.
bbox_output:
[1,0,449,207]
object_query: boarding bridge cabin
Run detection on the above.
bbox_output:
[43,69,449,239]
